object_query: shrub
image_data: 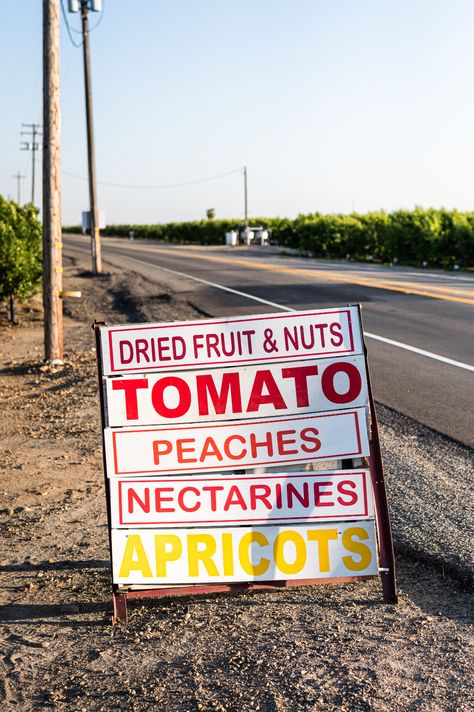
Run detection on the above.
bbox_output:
[0,197,42,319]
[63,207,474,267]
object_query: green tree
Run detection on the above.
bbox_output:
[0,196,42,322]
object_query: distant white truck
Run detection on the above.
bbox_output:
[243,226,270,245]
[225,226,270,246]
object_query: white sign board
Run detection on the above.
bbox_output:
[105,355,368,427]
[82,209,106,231]
[109,470,374,528]
[97,307,382,597]
[111,520,378,585]
[104,409,369,477]
[100,307,363,375]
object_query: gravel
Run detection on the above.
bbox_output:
[0,250,472,711]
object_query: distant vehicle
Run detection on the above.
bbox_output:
[239,226,272,245]
[225,226,276,247]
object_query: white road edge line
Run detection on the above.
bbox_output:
[362,333,474,372]
[68,241,474,373]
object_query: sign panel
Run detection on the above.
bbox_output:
[105,355,368,427]
[109,470,374,527]
[104,409,369,477]
[100,307,363,375]
[111,520,378,585]
[95,304,399,619]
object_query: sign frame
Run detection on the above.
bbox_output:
[94,305,397,624]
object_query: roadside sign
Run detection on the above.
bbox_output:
[109,470,374,528]
[82,209,106,232]
[94,305,397,623]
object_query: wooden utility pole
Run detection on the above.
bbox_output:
[12,170,26,205]
[42,0,63,361]
[21,123,42,206]
[243,165,248,226]
[80,0,102,274]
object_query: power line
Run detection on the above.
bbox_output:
[60,165,245,190]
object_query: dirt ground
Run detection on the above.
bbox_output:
[0,251,473,711]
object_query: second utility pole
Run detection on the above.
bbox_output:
[12,170,26,205]
[21,123,42,205]
[80,0,102,274]
[243,166,248,226]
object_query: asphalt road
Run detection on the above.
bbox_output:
[64,235,474,448]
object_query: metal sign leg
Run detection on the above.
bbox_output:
[113,592,128,624]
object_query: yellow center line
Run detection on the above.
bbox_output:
[355,277,474,297]
[108,241,474,306]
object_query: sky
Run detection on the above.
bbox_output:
[2,0,474,225]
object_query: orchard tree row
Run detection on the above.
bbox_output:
[0,196,42,322]
[66,207,474,267]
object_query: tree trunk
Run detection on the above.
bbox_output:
[8,295,18,324]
